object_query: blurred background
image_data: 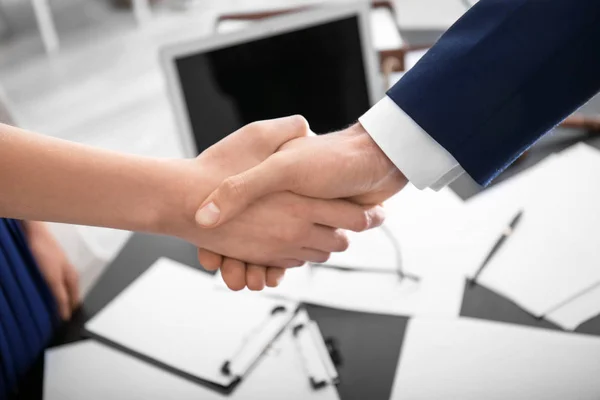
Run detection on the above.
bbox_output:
[4,2,600,399]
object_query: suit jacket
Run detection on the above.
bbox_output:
[387,0,600,185]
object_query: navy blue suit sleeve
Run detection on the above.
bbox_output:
[387,0,600,185]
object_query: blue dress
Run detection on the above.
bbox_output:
[0,219,58,398]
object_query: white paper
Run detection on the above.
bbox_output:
[390,318,600,400]
[383,185,499,279]
[322,185,465,276]
[301,268,464,317]
[322,226,398,272]
[466,144,600,318]
[85,258,298,387]
[216,262,464,318]
[546,282,600,331]
[44,332,339,400]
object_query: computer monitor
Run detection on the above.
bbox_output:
[160,3,381,157]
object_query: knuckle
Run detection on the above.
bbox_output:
[245,120,264,133]
[57,289,69,306]
[286,199,308,218]
[198,250,221,271]
[293,225,311,242]
[246,120,271,145]
[287,115,309,134]
[68,265,79,281]
[280,225,303,243]
[222,175,247,199]
[49,277,64,292]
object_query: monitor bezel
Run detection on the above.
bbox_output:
[160,2,382,158]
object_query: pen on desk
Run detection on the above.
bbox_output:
[470,209,524,286]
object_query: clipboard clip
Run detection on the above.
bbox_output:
[220,305,291,379]
[292,320,340,389]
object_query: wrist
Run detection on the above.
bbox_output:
[341,123,397,165]
[339,122,408,204]
[149,158,212,241]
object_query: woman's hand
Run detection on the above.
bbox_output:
[23,221,80,320]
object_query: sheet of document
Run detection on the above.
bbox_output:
[465,144,600,318]
[390,318,600,400]
[216,265,464,318]
[299,268,464,317]
[44,328,339,400]
[322,226,398,272]
[85,258,298,387]
[546,281,600,331]
[322,185,465,276]
[383,185,508,279]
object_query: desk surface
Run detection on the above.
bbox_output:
[19,134,600,400]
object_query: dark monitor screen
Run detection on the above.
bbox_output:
[175,16,371,154]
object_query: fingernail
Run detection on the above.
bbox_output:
[195,202,220,226]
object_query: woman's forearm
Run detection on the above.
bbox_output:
[0,123,204,235]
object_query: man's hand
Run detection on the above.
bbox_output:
[195,123,407,229]
[23,221,80,321]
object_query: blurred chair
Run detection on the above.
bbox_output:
[0,0,151,55]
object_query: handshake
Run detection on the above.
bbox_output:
[170,116,407,291]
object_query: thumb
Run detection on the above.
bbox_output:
[195,155,290,228]
[252,115,310,155]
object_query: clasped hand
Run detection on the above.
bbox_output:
[184,116,407,291]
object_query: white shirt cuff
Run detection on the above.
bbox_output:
[358,96,464,190]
